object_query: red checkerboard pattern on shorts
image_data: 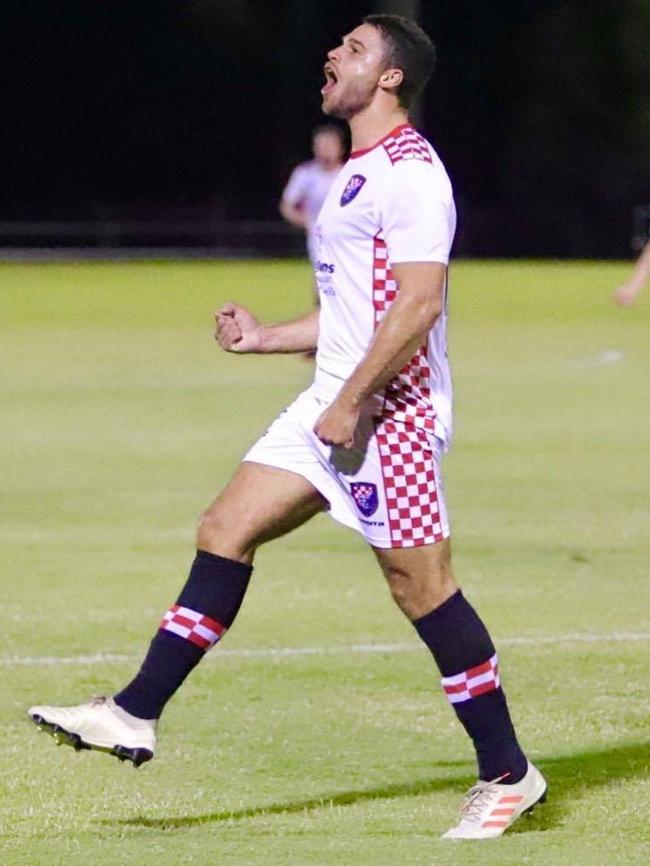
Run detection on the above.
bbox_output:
[372,237,435,432]
[375,420,445,547]
[441,654,501,704]
[382,127,433,165]
[160,604,226,651]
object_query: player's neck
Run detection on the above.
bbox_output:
[348,105,410,154]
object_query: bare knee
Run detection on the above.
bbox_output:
[385,571,456,620]
[196,502,254,563]
[379,543,458,621]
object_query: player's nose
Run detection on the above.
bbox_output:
[327,47,340,63]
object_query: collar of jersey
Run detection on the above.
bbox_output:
[349,124,412,159]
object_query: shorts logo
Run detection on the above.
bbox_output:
[350,481,379,517]
[340,174,366,206]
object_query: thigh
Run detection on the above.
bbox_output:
[198,461,327,562]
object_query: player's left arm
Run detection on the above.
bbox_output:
[313,261,446,447]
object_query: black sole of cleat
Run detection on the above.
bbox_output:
[112,744,153,768]
[523,786,548,817]
[29,714,153,768]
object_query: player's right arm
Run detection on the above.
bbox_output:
[614,239,650,306]
[279,166,310,230]
[279,199,309,231]
[215,303,319,354]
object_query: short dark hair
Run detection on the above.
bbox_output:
[363,14,436,109]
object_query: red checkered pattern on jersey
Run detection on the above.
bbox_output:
[160,604,226,651]
[441,654,501,704]
[383,349,435,431]
[382,127,433,165]
[372,237,396,314]
[375,420,445,547]
[372,236,436,432]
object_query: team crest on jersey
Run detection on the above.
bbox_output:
[340,174,366,206]
[350,482,379,517]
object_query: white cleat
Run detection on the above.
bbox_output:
[442,762,547,840]
[27,696,156,768]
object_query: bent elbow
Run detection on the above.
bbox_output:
[421,297,443,329]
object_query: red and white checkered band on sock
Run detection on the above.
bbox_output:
[159,604,226,651]
[441,654,500,704]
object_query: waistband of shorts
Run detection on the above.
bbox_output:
[312,365,451,450]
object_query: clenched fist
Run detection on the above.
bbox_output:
[314,397,360,449]
[215,303,263,353]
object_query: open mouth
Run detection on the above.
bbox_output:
[321,64,338,96]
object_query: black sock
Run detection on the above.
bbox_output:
[413,590,528,784]
[114,551,252,720]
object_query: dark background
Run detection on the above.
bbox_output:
[3,0,649,256]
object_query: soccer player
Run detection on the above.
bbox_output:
[28,15,547,840]
[280,124,347,267]
[614,239,650,306]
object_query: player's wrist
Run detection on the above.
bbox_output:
[256,325,273,353]
[257,324,293,354]
[335,385,363,410]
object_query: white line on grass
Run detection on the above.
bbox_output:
[2,631,650,668]
[459,349,626,378]
[566,349,624,370]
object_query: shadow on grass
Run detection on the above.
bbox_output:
[112,741,649,832]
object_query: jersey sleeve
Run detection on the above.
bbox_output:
[375,161,456,265]
[281,164,309,206]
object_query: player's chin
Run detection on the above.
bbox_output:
[321,90,342,118]
[320,94,335,116]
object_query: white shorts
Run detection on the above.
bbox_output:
[243,375,450,549]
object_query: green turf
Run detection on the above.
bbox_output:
[1,259,649,865]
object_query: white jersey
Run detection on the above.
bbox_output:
[282,160,342,263]
[313,124,456,446]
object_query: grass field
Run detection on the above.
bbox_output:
[1,259,649,865]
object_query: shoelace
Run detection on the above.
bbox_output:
[90,696,108,707]
[459,773,510,823]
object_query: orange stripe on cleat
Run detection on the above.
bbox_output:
[491,808,516,817]
[498,795,524,804]
[482,820,509,829]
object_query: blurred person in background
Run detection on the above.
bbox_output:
[280,124,347,275]
[614,238,650,306]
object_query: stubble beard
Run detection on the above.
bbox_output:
[323,80,375,121]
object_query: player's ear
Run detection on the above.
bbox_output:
[378,67,403,93]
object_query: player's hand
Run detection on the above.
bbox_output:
[215,303,264,353]
[313,398,360,449]
[614,282,639,307]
